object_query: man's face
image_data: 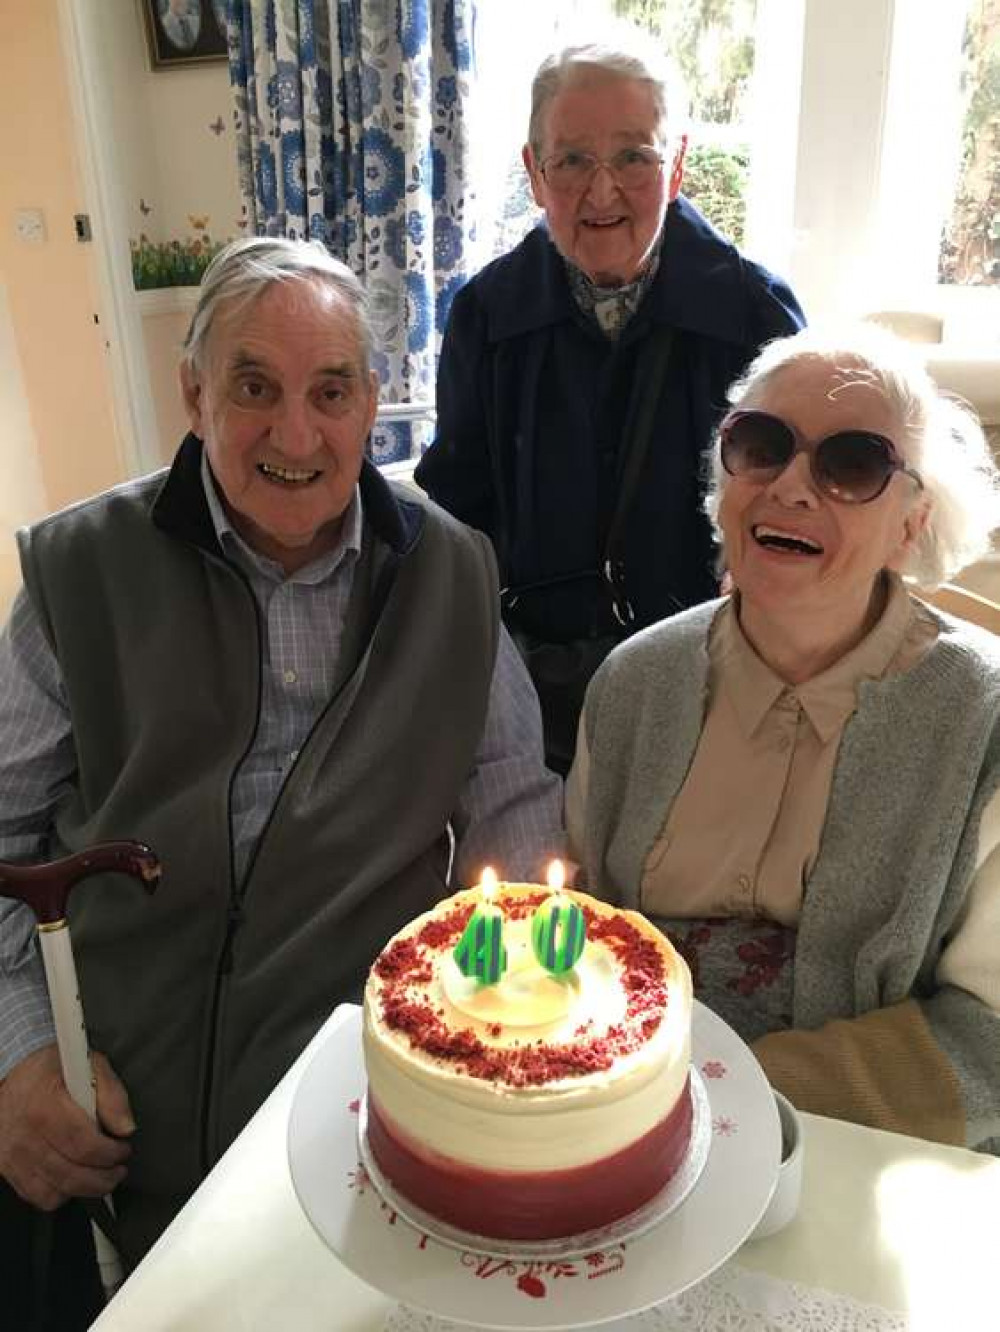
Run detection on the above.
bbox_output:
[180,280,378,573]
[523,72,683,285]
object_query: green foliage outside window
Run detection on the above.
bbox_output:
[613,0,757,124]
[611,0,755,244]
[939,0,1000,286]
[682,142,748,247]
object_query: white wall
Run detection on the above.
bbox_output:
[0,0,124,621]
[86,0,241,253]
[0,282,48,618]
[62,0,243,473]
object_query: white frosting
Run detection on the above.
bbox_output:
[442,913,623,1030]
[363,886,692,1173]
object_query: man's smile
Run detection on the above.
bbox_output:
[257,461,321,486]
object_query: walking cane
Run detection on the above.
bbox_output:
[0,840,161,1301]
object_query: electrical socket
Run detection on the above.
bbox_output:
[14,208,46,244]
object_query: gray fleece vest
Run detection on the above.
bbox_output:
[582,598,1000,1148]
[17,440,499,1259]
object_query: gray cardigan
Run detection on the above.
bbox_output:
[580,598,1000,1147]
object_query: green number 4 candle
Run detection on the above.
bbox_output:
[453,906,507,985]
[454,868,508,986]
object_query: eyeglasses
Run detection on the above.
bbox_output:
[538,145,665,194]
[720,410,924,504]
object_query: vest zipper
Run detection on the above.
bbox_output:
[196,544,401,1175]
[218,901,245,975]
[198,561,262,1178]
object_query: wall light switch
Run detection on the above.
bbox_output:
[14,208,46,244]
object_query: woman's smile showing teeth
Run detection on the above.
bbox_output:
[258,461,321,485]
[752,524,824,556]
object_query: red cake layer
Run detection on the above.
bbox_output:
[367,1075,693,1241]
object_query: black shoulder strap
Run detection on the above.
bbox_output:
[497,322,675,625]
[602,324,675,626]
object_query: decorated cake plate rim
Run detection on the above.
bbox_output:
[354,1070,712,1261]
[287,1001,782,1331]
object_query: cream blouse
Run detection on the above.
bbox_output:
[640,576,937,924]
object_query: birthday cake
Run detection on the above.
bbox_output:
[361,877,693,1242]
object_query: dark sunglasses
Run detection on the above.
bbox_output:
[720,410,923,504]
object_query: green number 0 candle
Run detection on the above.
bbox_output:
[531,896,587,975]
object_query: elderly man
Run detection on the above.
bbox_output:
[0,237,563,1295]
[415,40,806,772]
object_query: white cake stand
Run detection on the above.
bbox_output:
[287,1002,780,1331]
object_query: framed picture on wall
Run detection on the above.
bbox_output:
[141,0,228,69]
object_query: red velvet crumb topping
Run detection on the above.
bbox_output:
[373,937,433,985]
[375,895,671,1088]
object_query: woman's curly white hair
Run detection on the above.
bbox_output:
[704,322,1000,589]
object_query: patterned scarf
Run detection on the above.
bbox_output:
[563,227,664,340]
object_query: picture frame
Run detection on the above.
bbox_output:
[140,0,228,70]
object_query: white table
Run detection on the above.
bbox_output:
[91,1006,1000,1331]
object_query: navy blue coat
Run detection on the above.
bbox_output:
[416,196,806,644]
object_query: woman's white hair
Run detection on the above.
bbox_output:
[705,322,1000,589]
[182,236,372,374]
[527,38,688,158]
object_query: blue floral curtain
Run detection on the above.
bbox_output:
[228,0,475,463]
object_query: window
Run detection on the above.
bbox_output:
[939,0,1000,290]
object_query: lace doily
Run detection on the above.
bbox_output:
[383,1261,907,1332]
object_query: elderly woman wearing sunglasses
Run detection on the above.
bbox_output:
[567,323,1000,1148]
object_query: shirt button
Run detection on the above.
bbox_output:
[283,669,297,684]
[737,874,751,892]
[776,734,792,752]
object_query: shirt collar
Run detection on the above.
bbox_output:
[712,600,787,737]
[199,450,363,585]
[713,574,917,742]
[794,573,915,739]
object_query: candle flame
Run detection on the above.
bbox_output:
[546,859,566,893]
[480,865,498,904]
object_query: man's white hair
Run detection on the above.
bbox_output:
[182,236,372,374]
[704,322,1000,589]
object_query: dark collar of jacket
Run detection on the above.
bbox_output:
[151,432,424,559]
[478,195,759,346]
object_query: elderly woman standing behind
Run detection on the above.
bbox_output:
[567,324,1000,1148]
[416,38,804,773]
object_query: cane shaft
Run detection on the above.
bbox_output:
[37,925,94,1113]
[37,924,124,1296]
